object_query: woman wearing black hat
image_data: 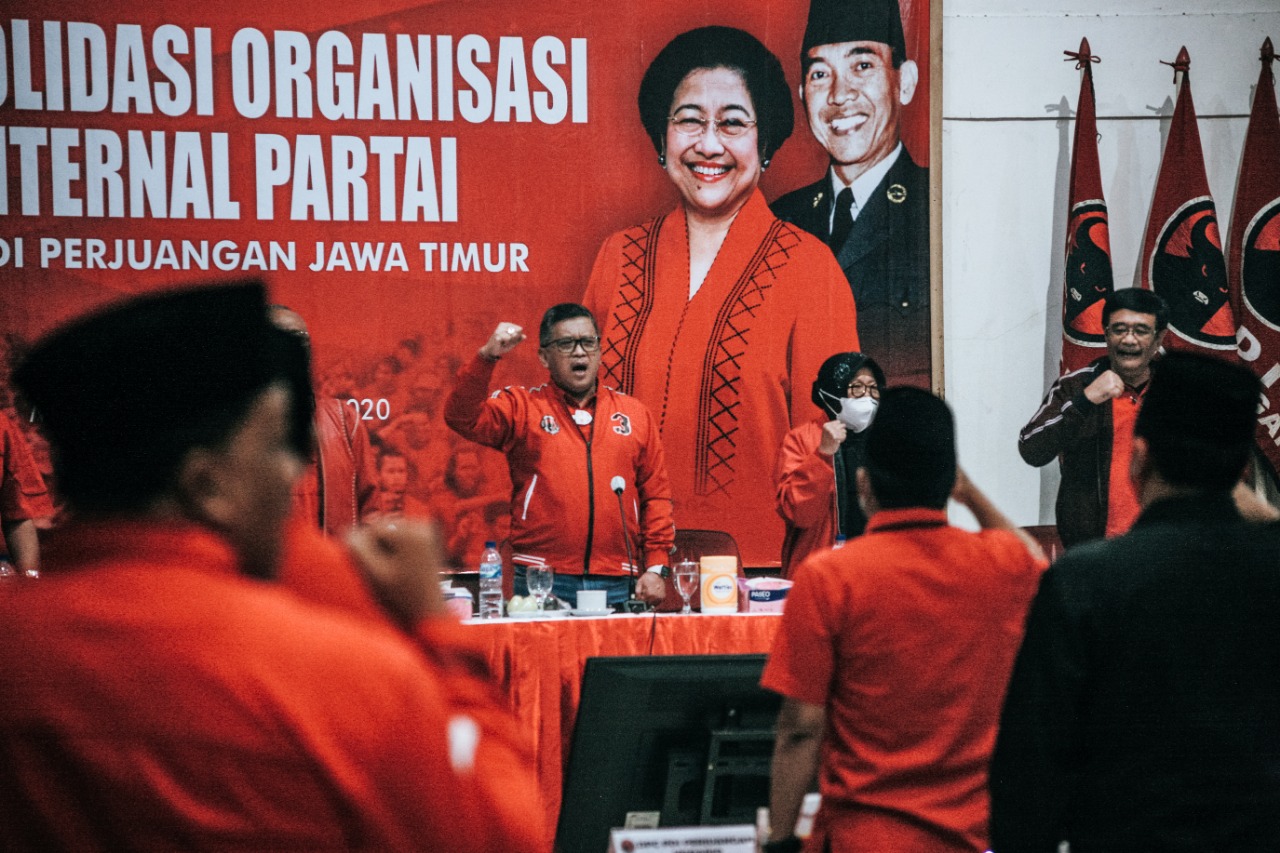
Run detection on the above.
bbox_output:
[583,26,859,569]
[774,352,885,577]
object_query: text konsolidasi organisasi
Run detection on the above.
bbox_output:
[0,19,589,222]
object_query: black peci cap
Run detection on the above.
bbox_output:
[864,386,955,509]
[14,281,282,511]
[1134,351,1259,491]
[802,0,908,63]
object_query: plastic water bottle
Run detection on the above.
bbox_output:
[478,541,504,619]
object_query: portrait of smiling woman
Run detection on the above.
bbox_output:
[583,26,859,568]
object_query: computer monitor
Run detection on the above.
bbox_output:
[555,654,781,853]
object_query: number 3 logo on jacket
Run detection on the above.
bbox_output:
[611,413,632,436]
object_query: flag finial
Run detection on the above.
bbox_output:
[1064,37,1100,70]
[1262,37,1275,64]
[1161,46,1191,83]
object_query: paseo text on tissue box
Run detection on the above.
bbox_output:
[737,577,792,613]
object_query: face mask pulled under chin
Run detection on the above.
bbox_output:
[838,397,878,432]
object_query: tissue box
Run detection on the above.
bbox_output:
[737,577,793,613]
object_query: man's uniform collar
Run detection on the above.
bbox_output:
[829,142,903,215]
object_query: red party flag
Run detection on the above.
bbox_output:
[1060,38,1114,374]
[1229,38,1280,479]
[1139,47,1237,356]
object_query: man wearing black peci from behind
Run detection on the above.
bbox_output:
[992,351,1280,851]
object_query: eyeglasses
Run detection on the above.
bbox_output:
[667,115,758,139]
[847,383,880,399]
[1105,323,1156,340]
[542,336,601,354]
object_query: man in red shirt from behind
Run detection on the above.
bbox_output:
[1,282,545,853]
[762,388,1047,853]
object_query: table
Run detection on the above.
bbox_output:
[462,611,782,847]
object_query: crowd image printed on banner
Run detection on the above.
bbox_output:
[0,0,932,568]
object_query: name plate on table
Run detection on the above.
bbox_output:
[607,825,756,853]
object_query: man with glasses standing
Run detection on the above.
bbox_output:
[1019,289,1168,547]
[445,303,673,607]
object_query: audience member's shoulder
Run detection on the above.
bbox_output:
[275,591,444,698]
[972,526,1050,572]
[789,546,847,586]
[278,521,387,624]
[1252,517,1280,548]
[1046,536,1113,576]
[1044,528,1186,601]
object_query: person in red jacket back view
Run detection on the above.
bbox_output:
[445,303,675,608]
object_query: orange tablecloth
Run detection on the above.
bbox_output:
[462,611,782,847]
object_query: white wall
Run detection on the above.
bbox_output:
[942,1,1280,527]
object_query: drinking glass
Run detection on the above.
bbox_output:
[527,566,553,612]
[675,560,699,616]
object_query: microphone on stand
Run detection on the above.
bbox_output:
[612,476,649,613]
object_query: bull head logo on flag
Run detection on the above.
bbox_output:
[1064,204,1112,345]
[1152,199,1234,346]
[1140,46,1237,354]
[1240,202,1280,329]
[1229,37,1280,480]
[1061,38,1114,373]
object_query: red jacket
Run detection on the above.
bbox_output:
[0,411,53,523]
[292,397,379,535]
[445,355,674,575]
[774,418,838,577]
[0,519,546,852]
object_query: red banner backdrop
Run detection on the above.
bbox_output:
[1230,38,1280,481]
[0,2,931,568]
[1139,47,1236,357]
[1060,38,1113,375]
